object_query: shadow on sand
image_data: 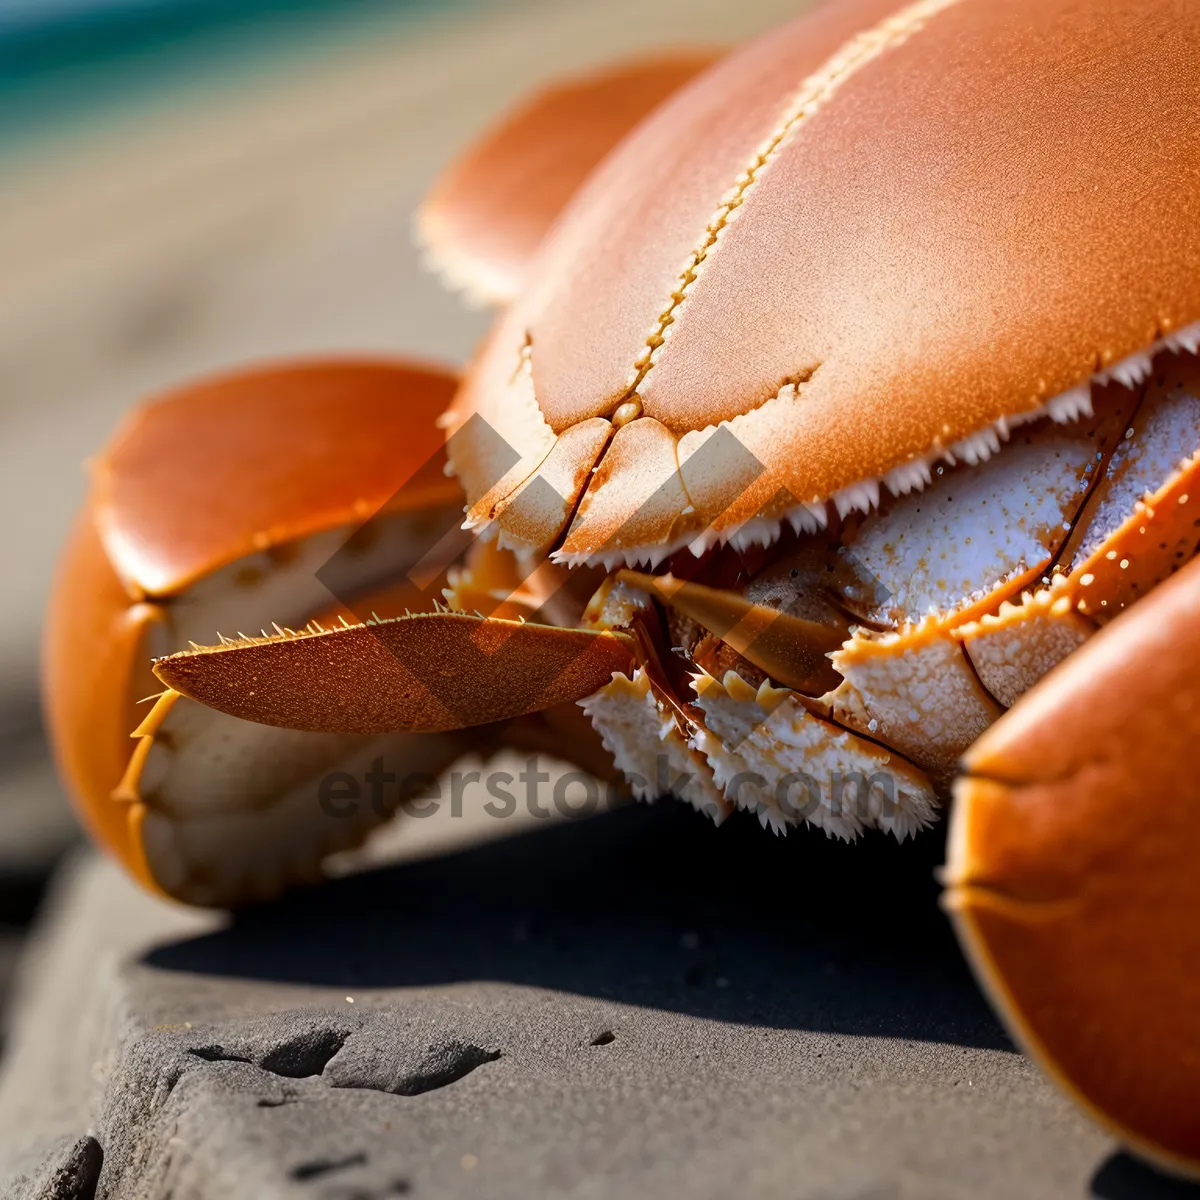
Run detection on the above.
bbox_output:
[147,802,1008,1048]
[1091,1153,1200,1199]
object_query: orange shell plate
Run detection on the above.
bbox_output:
[451,0,1200,556]
[42,508,162,890]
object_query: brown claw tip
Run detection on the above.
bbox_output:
[616,569,845,695]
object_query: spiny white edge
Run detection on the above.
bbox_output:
[720,502,828,553]
[577,668,729,824]
[1087,322,1200,389]
[462,512,499,539]
[1164,324,1200,358]
[412,214,511,310]
[550,501,828,569]
[833,478,881,520]
[952,587,1075,639]
[554,535,690,572]
[686,668,937,842]
[551,321,1200,572]
[555,384,1092,570]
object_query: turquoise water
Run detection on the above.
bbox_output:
[0,0,471,148]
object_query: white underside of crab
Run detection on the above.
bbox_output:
[581,665,939,841]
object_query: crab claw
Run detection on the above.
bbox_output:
[945,554,1200,1174]
[616,570,846,695]
[44,357,478,907]
[153,613,637,735]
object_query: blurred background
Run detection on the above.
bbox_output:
[0,0,805,1049]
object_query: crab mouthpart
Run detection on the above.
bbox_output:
[616,569,846,696]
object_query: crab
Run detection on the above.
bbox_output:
[42,0,1200,1178]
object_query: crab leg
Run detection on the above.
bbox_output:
[686,667,937,840]
[954,589,1094,710]
[944,554,1200,1174]
[812,386,1148,780]
[824,617,1003,785]
[153,613,637,735]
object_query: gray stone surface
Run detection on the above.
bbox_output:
[0,751,80,1043]
[4,1136,102,1200]
[2,801,1196,1200]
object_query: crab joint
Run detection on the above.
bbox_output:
[616,570,846,696]
[611,397,643,428]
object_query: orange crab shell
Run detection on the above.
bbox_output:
[448,0,1200,563]
[42,359,461,891]
[92,359,459,597]
[417,50,722,307]
[156,615,637,736]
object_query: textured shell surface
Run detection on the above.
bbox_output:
[447,0,1200,568]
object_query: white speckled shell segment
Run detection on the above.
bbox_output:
[837,388,1139,625]
[825,622,1002,785]
[688,669,937,841]
[578,668,731,824]
[1074,382,1200,564]
[956,591,1093,710]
